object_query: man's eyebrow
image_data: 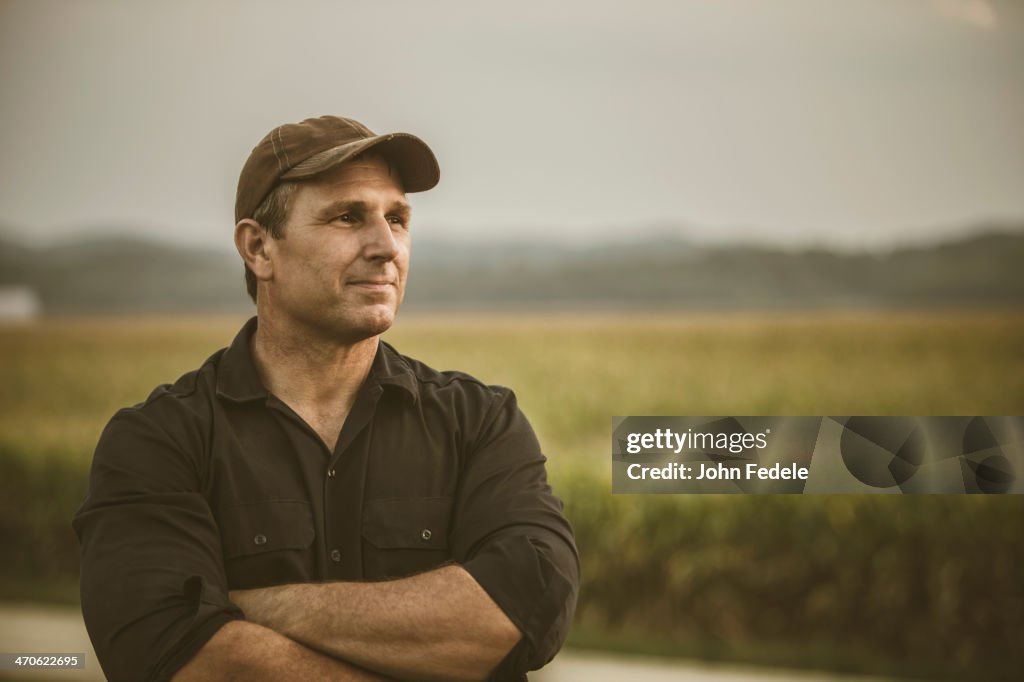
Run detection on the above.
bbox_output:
[318,200,365,217]
[317,200,412,218]
[390,201,412,218]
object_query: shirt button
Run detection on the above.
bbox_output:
[330,549,342,562]
[327,468,336,478]
[253,534,267,546]
[420,529,432,541]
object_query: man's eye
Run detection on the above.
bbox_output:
[334,214,353,223]
[387,215,407,226]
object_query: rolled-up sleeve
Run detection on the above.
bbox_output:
[71,407,243,682]
[451,389,580,679]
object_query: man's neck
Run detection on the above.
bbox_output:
[250,313,378,421]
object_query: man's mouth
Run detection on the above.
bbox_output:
[348,279,395,291]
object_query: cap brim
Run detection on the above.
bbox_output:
[280,132,440,192]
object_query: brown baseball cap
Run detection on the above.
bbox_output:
[235,115,440,222]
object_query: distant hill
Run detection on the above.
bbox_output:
[403,228,1024,310]
[0,227,1021,314]
[0,235,249,314]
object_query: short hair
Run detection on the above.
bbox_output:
[243,181,297,303]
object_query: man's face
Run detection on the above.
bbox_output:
[262,155,411,343]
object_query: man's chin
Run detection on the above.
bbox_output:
[326,306,396,343]
[282,300,399,345]
[362,302,398,331]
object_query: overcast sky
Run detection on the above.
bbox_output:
[1,0,1022,251]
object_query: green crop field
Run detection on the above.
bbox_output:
[2,311,1023,680]
[2,310,1022,468]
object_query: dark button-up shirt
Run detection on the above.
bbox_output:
[72,317,579,681]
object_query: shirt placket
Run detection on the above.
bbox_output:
[322,382,382,579]
[264,382,382,581]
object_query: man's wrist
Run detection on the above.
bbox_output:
[230,585,302,637]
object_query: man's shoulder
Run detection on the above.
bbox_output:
[91,347,229,471]
[109,347,228,428]
[382,342,512,404]
[383,344,530,448]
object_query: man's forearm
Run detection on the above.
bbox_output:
[172,620,391,681]
[229,565,521,682]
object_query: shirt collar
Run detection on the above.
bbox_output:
[374,340,420,404]
[215,317,265,401]
[216,316,419,404]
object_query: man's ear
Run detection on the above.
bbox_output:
[235,219,274,283]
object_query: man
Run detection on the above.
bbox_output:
[72,116,579,681]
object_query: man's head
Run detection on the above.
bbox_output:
[233,116,439,342]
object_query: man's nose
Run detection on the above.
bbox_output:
[363,214,401,261]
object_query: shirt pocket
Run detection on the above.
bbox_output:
[219,500,316,588]
[361,497,453,579]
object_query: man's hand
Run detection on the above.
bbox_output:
[228,565,521,682]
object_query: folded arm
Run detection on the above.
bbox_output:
[230,564,520,682]
[172,620,391,681]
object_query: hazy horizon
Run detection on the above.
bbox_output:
[2,214,1023,256]
[2,214,1022,261]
